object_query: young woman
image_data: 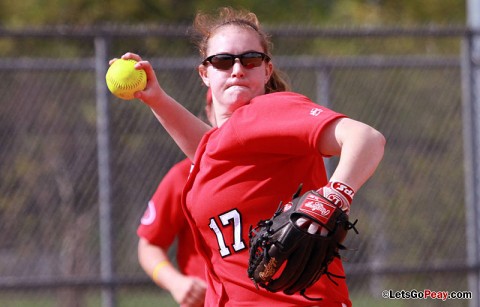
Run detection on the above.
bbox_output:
[113,7,385,307]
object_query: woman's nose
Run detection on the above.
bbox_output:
[231,59,245,78]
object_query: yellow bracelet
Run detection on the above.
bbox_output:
[152,260,170,282]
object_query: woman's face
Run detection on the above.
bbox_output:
[199,25,273,121]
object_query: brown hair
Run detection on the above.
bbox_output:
[190,7,290,93]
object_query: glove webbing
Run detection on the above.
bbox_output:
[299,218,359,302]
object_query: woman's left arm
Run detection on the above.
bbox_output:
[318,117,386,191]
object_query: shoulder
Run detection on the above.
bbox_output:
[250,91,314,106]
[245,92,326,117]
[160,158,191,186]
[171,158,192,172]
[167,158,191,176]
[236,91,336,122]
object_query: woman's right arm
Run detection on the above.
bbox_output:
[114,53,211,160]
[138,238,206,306]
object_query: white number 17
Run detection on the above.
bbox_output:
[208,209,247,257]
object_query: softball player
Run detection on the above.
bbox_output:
[116,7,385,307]
[138,158,206,307]
[137,91,214,307]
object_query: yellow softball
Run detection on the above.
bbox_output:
[105,59,147,100]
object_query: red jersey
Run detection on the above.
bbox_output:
[183,92,351,306]
[137,158,205,280]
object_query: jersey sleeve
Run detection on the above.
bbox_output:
[136,158,192,248]
[230,92,346,155]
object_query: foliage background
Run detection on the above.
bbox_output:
[0,0,466,26]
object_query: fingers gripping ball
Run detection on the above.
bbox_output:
[106,59,147,100]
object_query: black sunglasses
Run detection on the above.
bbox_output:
[202,52,270,70]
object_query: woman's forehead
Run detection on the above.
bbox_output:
[207,25,262,52]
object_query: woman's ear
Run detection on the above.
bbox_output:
[265,61,274,84]
[198,64,210,87]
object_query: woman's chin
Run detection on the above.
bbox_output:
[226,88,252,102]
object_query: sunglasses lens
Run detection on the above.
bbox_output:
[210,55,234,70]
[205,52,267,70]
[240,53,264,68]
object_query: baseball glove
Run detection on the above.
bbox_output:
[247,185,358,301]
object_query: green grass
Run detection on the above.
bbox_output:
[0,290,177,307]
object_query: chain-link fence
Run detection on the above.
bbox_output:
[0,25,475,306]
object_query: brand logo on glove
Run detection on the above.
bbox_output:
[283,202,292,212]
[299,195,335,224]
[259,257,278,281]
[304,201,331,216]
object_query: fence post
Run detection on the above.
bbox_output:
[465,1,480,307]
[95,35,116,307]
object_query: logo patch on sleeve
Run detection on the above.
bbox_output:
[309,108,323,116]
[298,194,336,224]
[140,201,156,225]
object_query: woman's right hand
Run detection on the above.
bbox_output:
[170,275,206,307]
[109,53,212,160]
[109,52,167,108]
